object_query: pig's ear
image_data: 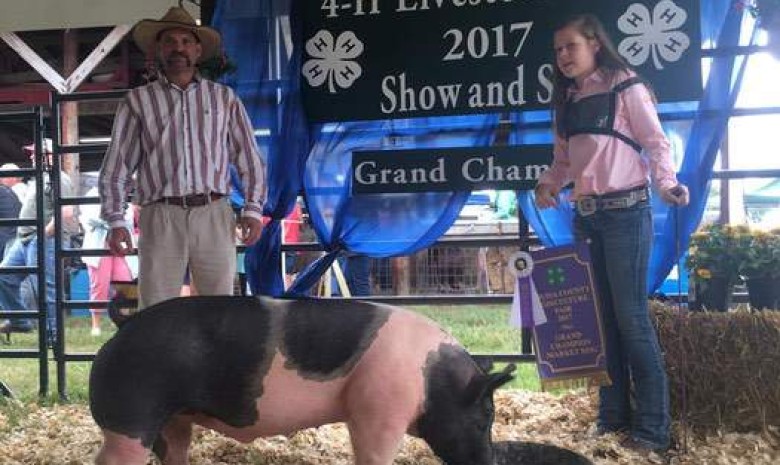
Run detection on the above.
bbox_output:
[475,357,494,373]
[463,364,516,404]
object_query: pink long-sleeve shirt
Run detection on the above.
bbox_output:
[538,69,679,199]
[98,75,267,228]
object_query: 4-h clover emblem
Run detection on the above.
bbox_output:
[546,266,566,286]
[617,1,691,70]
[302,30,364,94]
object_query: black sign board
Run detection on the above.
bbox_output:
[301,0,702,123]
[351,144,553,194]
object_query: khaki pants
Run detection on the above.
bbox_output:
[137,199,236,309]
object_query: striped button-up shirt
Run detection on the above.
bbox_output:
[539,69,678,200]
[99,75,266,227]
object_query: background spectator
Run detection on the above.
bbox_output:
[282,201,303,289]
[0,164,23,257]
[0,163,28,201]
[344,254,372,297]
[79,187,136,336]
[0,139,77,343]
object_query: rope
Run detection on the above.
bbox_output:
[674,206,689,453]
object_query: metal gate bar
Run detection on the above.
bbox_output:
[0,108,49,398]
[50,89,127,399]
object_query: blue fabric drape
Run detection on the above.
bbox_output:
[287,114,500,296]
[215,0,499,298]
[649,9,756,292]
[509,111,575,246]
[213,0,311,296]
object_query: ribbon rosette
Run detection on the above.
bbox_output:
[508,251,548,328]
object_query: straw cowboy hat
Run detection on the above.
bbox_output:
[132,6,221,61]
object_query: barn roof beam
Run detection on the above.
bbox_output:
[0,25,131,94]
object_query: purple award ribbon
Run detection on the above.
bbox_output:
[509,252,547,329]
[514,277,533,328]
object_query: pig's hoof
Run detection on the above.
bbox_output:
[493,441,594,465]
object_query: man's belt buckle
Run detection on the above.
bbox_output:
[577,197,598,216]
[181,194,208,209]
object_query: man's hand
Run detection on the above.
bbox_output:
[107,227,133,256]
[237,216,263,246]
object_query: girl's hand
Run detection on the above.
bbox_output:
[661,184,690,206]
[534,184,560,209]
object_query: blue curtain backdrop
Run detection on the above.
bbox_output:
[214,0,751,297]
[649,6,756,292]
[291,114,499,296]
[213,0,311,296]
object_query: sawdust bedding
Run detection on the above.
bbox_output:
[0,389,777,465]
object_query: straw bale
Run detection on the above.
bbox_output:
[652,303,780,435]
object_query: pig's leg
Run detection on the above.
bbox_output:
[346,419,406,465]
[95,430,150,465]
[153,414,193,465]
[344,376,415,464]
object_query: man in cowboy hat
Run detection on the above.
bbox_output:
[98,6,267,309]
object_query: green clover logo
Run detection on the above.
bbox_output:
[546,266,566,286]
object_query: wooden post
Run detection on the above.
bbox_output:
[62,29,79,188]
[392,256,410,295]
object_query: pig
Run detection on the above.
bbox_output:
[89,295,515,465]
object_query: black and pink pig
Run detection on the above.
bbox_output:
[89,295,515,465]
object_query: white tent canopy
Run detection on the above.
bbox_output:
[1,0,198,32]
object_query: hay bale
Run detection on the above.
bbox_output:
[652,303,780,434]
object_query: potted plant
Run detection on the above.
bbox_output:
[685,223,751,311]
[740,228,780,309]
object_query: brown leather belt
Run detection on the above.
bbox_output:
[156,193,224,208]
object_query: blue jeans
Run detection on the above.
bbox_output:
[331,255,372,297]
[345,255,372,297]
[0,235,56,344]
[574,202,670,448]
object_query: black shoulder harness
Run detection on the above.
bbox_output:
[562,76,645,153]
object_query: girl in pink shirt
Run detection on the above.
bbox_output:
[535,14,690,454]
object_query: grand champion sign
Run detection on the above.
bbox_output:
[301,0,701,123]
[352,144,552,193]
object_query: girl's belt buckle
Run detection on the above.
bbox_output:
[576,197,598,216]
